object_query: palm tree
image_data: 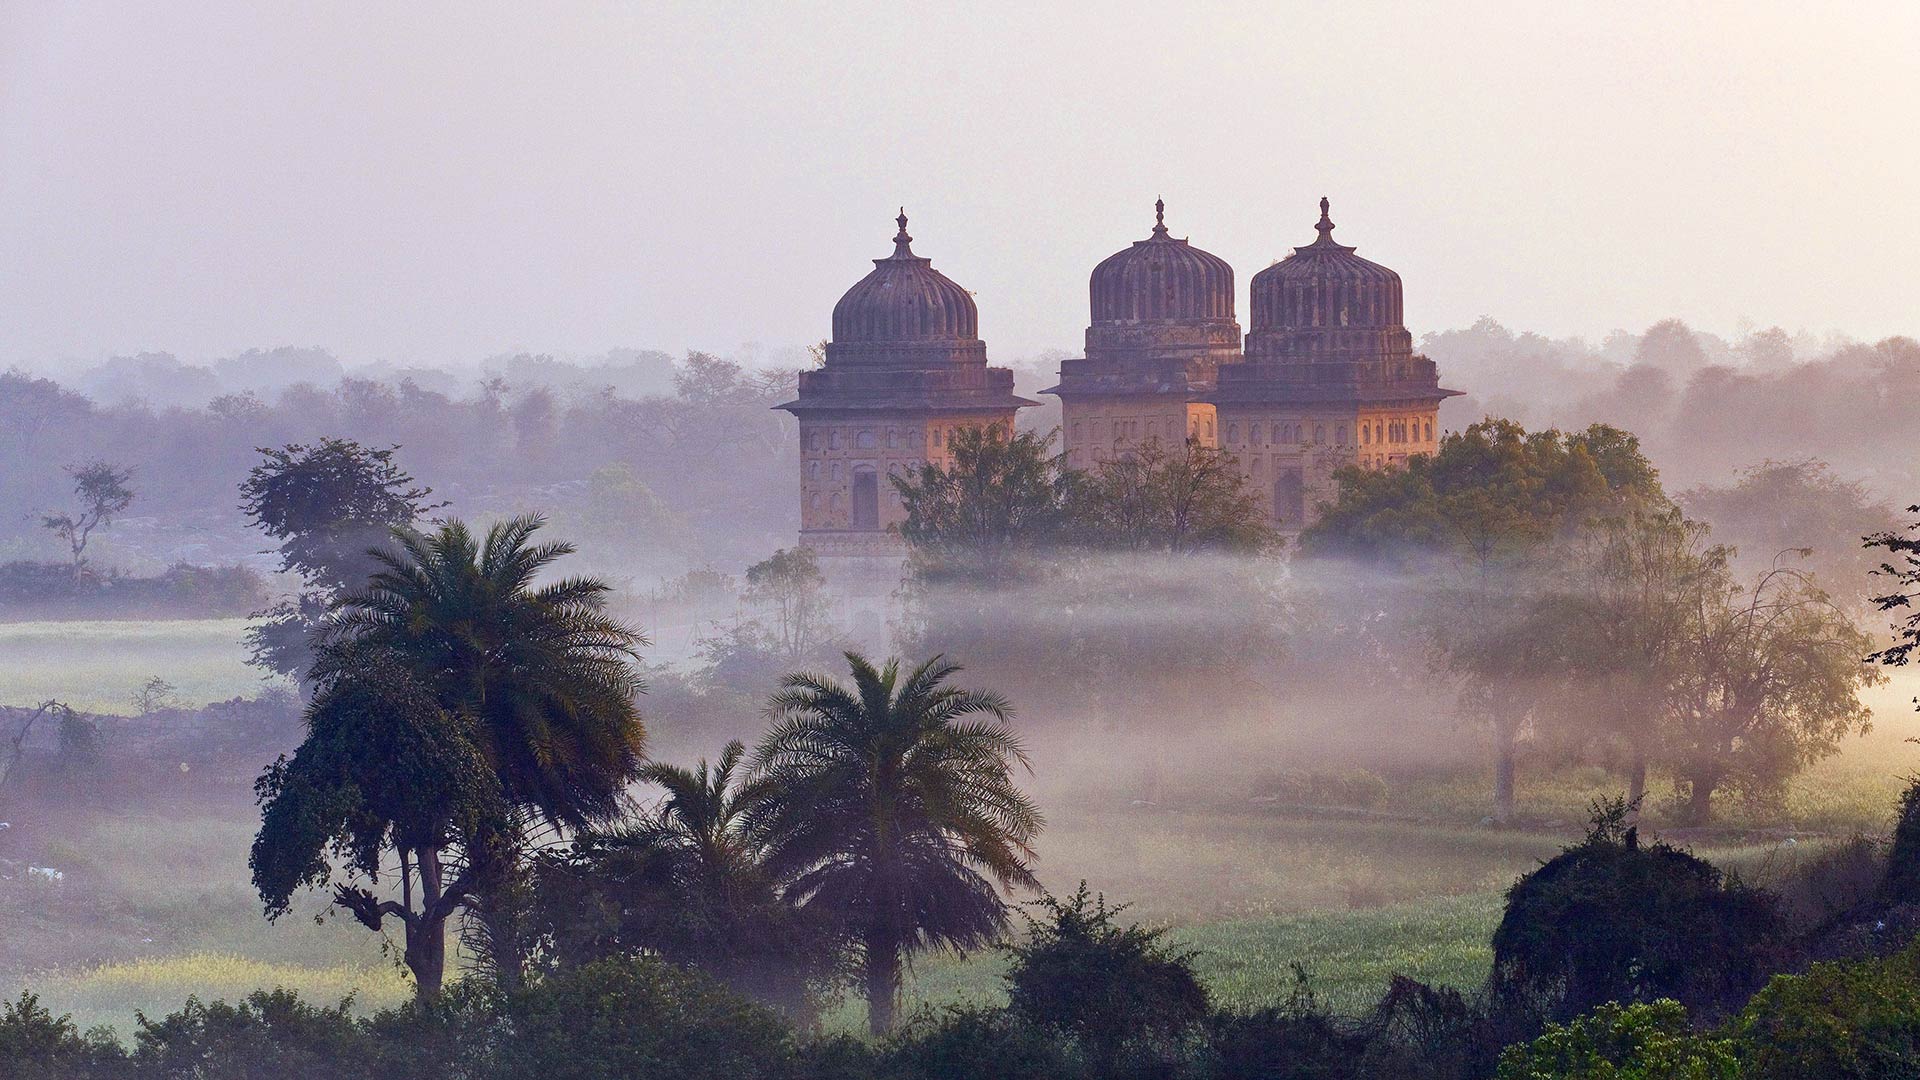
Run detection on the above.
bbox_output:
[751,652,1043,1034]
[532,742,832,1015]
[312,513,647,983]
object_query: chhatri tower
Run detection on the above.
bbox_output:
[1044,199,1241,470]
[782,199,1459,553]
[775,211,1036,556]
[1207,197,1461,527]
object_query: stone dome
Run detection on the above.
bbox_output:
[1249,198,1403,333]
[830,211,980,345]
[1089,199,1236,325]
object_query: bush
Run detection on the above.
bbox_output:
[1735,940,1920,1079]
[0,992,124,1080]
[887,1007,1076,1080]
[1004,884,1209,1074]
[1494,1000,1739,1080]
[489,957,795,1080]
[1491,800,1782,1021]
[130,989,372,1079]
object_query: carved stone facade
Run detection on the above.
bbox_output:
[776,213,1035,556]
[1050,197,1459,534]
[1045,200,1239,469]
[783,201,1458,553]
[1208,199,1460,530]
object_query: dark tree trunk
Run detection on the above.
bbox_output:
[407,847,449,999]
[1493,712,1518,824]
[864,928,899,1036]
[1627,754,1648,816]
[1683,774,1718,827]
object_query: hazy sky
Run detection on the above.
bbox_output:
[3,2,1917,370]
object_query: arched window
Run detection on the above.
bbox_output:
[1071,421,1082,439]
[808,461,820,479]
[886,428,898,448]
[857,430,876,449]
[1336,425,1346,445]
[1362,425,1371,445]
[1249,423,1262,445]
[830,462,842,481]
[1251,457,1264,477]
[1425,420,1433,441]
[1227,422,1240,443]
[1314,424,1324,443]
[932,428,942,448]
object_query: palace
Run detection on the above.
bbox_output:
[777,199,1459,554]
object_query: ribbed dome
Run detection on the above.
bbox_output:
[830,211,980,344]
[1089,199,1235,324]
[1250,198,1403,332]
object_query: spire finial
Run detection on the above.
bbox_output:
[1153,196,1167,236]
[891,207,914,256]
[1316,196,1334,240]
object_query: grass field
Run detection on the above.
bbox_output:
[0,617,279,713]
[2,617,1917,1040]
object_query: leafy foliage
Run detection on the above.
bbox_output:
[894,426,1077,584]
[1491,800,1782,1021]
[1003,883,1209,1072]
[1734,940,1920,1079]
[531,741,838,1016]
[488,958,796,1080]
[1495,1000,1739,1080]
[239,438,439,680]
[39,460,135,577]
[751,652,1043,1033]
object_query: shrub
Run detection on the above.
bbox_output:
[489,957,795,1080]
[0,992,125,1080]
[130,989,372,1080]
[1494,1000,1739,1080]
[1004,883,1209,1074]
[887,1007,1076,1080]
[1491,800,1782,1021]
[1208,978,1362,1080]
[1735,940,1920,1079]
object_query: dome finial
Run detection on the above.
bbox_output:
[1316,196,1334,240]
[1153,196,1168,236]
[892,207,914,257]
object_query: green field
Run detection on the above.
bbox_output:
[0,617,281,713]
[3,617,1918,1039]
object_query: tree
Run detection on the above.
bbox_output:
[1552,507,1731,807]
[751,652,1043,1034]
[1491,799,1781,1022]
[1003,883,1209,1074]
[743,547,833,661]
[1662,558,1878,824]
[239,439,440,682]
[1683,459,1902,602]
[894,427,1076,585]
[1866,502,1920,674]
[309,515,648,986]
[39,461,133,580]
[531,741,835,1016]
[251,657,506,998]
[1073,438,1277,554]
[1302,419,1667,821]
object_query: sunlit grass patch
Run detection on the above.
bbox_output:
[0,617,276,712]
[22,953,413,1039]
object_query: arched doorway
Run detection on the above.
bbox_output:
[1274,467,1305,525]
[851,466,879,530]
